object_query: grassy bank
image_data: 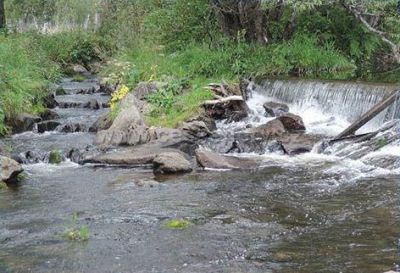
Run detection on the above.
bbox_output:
[0,31,110,134]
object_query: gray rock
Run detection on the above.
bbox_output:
[153,152,192,174]
[278,133,321,155]
[58,123,87,133]
[72,64,89,74]
[263,101,289,117]
[89,112,113,132]
[36,121,61,133]
[248,119,286,138]
[40,109,59,121]
[195,149,263,170]
[96,94,152,148]
[277,113,306,131]
[87,98,101,110]
[180,120,211,139]
[203,99,249,123]
[134,82,158,100]
[0,156,23,183]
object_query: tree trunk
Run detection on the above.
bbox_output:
[0,0,5,29]
[211,0,266,43]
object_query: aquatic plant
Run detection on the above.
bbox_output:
[0,181,8,190]
[62,213,90,242]
[49,150,63,164]
[165,219,191,230]
[72,74,86,82]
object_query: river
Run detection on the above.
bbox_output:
[0,75,399,273]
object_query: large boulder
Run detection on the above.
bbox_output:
[96,94,153,148]
[153,152,192,174]
[263,102,289,117]
[277,113,306,131]
[195,149,263,170]
[1,156,23,183]
[10,113,41,133]
[248,119,286,138]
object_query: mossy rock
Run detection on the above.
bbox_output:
[49,150,63,164]
[56,87,67,96]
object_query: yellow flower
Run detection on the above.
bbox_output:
[110,85,130,111]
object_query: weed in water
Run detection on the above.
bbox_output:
[72,74,86,82]
[62,213,90,242]
[165,219,191,229]
[49,150,63,164]
[0,182,8,190]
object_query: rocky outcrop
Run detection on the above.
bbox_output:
[0,156,23,183]
[195,149,263,170]
[10,113,42,134]
[59,123,87,133]
[277,113,306,131]
[96,94,153,148]
[263,102,289,117]
[153,152,192,174]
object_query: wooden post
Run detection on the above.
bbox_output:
[333,89,399,140]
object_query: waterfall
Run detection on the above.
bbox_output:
[254,79,400,134]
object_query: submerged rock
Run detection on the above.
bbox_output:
[36,121,61,133]
[0,156,23,183]
[40,109,59,121]
[153,152,192,174]
[195,149,263,170]
[59,123,87,133]
[277,113,306,131]
[263,102,289,117]
[278,133,322,155]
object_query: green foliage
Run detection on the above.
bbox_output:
[165,219,191,229]
[62,213,90,242]
[0,33,61,134]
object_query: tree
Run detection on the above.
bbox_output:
[211,0,267,43]
[0,0,5,29]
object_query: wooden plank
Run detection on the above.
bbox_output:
[333,89,399,140]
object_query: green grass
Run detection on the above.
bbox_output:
[49,150,63,164]
[165,219,191,229]
[0,182,8,190]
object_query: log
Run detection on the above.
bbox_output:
[202,96,244,106]
[333,89,400,140]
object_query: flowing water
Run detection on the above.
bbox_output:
[0,77,399,273]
